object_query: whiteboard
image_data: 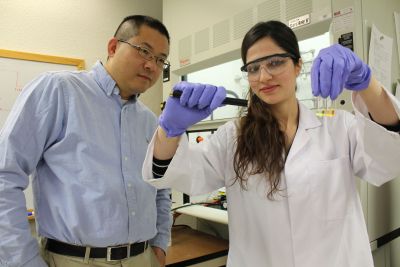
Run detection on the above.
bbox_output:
[0,49,85,127]
[0,49,85,210]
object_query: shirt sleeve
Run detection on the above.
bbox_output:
[20,255,47,267]
[350,87,400,186]
[142,123,231,196]
[369,113,400,133]
[152,157,172,178]
[149,188,172,252]
[0,73,65,267]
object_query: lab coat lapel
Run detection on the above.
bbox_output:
[285,102,321,164]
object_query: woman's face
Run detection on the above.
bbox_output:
[245,37,301,106]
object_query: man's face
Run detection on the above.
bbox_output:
[106,25,169,99]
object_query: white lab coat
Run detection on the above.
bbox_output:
[142,90,400,267]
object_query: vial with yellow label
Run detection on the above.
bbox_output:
[315,98,336,117]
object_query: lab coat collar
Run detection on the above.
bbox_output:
[285,102,321,163]
[298,102,322,130]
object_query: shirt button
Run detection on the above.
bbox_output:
[124,157,128,161]
[131,211,135,216]
[127,183,132,188]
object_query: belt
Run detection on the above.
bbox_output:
[46,238,148,261]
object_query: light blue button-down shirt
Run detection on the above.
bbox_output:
[0,62,171,267]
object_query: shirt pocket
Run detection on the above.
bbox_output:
[306,157,356,221]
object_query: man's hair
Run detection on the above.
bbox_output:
[114,15,170,44]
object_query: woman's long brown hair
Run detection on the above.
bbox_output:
[233,20,301,199]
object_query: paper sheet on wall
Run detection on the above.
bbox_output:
[332,7,354,34]
[368,24,393,91]
[394,12,400,65]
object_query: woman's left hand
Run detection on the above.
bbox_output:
[311,44,371,100]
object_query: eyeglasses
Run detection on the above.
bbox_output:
[118,40,171,70]
[240,53,297,82]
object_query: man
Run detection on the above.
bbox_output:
[0,15,171,267]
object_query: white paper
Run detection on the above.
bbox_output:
[332,7,354,34]
[394,12,400,65]
[396,81,400,101]
[368,24,393,90]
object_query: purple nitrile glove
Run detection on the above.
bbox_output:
[159,81,226,137]
[311,44,371,100]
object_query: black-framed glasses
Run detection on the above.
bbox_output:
[240,53,297,81]
[118,40,171,70]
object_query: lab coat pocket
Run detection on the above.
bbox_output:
[307,157,355,221]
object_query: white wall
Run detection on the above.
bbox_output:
[0,0,163,114]
[161,0,332,101]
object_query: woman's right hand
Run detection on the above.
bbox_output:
[159,81,226,137]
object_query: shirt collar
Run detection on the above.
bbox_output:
[91,61,118,97]
[91,61,139,103]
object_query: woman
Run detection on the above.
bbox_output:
[143,21,400,266]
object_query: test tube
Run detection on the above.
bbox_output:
[315,97,336,117]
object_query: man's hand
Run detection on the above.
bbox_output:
[152,246,166,267]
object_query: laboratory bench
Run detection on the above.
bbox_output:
[166,226,228,267]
